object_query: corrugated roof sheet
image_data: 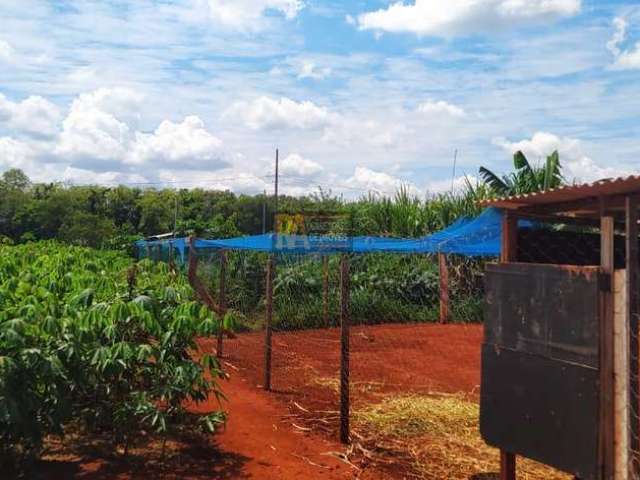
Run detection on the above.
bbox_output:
[481,175,640,210]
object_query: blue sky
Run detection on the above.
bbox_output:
[0,0,639,197]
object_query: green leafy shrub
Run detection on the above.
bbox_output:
[0,242,225,472]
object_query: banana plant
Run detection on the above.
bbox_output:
[479,150,564,196]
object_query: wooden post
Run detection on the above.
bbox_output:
[264,255,274,391]
[323,255,329,327]
[614,269,630,480]
[146,244,151,260]
[438,253,449,324]
[499,210,517,480]
[217,250,227,358]
[500,212,518,263]
[627,195,639,478]
[600,214,615,480]
[500,451,516,480]
[339,254,350,444]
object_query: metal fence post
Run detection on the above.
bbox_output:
[340,254,350,444]
[323,255,329,327]
[217,249,227,358]
[264,255,274,391]
[438,253,449,324]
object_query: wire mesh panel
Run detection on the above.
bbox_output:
[630,302,640,479]
[137,225,612,479]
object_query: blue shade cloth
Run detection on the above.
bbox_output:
[196,234,353,254]
[134,208,518,258]
[422,207,503,256]
[135,237,187,262]
[424,207,533,256]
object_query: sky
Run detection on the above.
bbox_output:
[1,0,639,198]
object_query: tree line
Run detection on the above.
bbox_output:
[0,152,563,249]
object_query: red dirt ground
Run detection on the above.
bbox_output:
[33,323,483,479]
[217,323,483,410]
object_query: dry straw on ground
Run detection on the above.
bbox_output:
[352,393,572,480]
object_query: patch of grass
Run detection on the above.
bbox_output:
[353,394,572,480]
[310,376,385,395]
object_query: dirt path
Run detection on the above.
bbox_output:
[191,372,356,480]
[34,324,482,479]
[34,363,359,480]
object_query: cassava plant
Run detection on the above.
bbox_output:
[0,242,226,472]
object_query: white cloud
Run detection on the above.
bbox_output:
[0,40,14,62]
[279,153,323,177]
[493,131,636,184]
[607,17,640,70]
[344,166,418,195]
[357,0,581,36]
[607,17,627,57]
[0,93,61,138]
[417,100,466,118]
[323,118,410,148]
[426,174,477,194]
[297,61,332,80]
[61,167,148,186]
[225,96,335,130]
[56,88,142,164]
[129,116,225,168]
[155,168,271,193]
[200,0,304,31]
[54,88,229,173]
[0,137,38,171]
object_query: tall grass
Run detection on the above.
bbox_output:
[354,180,492,238]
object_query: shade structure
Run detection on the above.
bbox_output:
[134,208,526,259]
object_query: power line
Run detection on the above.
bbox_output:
[277,174,399,197]
[57,172,403,197]
[62,174,275,188]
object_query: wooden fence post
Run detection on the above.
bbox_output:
[323,255,329,327]
[600,213,615,480]
[264,255,274,391]
[217,250,227,358]
[438,253,449,324]
[340,254,350,444]
[500,451,516,480]
[626,195,639,479]
[499,212,517,480]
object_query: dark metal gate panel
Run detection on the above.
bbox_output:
[480,263,601,479]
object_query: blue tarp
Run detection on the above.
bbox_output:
[135,237,187,263]
[423,207,503,256]
[135,207,518,259]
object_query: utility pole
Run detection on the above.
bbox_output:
[274,149,279,234]
[262,189,267,234]
[451,149,458,192]
[174,191,178,237]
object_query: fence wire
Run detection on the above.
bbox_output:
[138,220,640,480]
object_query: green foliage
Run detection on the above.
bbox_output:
[479,150,564,196]
[59,211,116,248]
[0,169,494,248]
[0,243,225,471]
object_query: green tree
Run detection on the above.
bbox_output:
[59,211,116,247]
[0,168,31,191]
[479,150,564,196]
[136,191,174,236]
